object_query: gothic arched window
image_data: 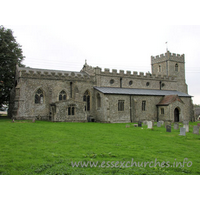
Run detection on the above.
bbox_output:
[97,93,101,108]
[59,90,67,101]
[35,89,44,104]
[83,90,90,111]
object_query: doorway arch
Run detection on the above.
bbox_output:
[174,107,180,122]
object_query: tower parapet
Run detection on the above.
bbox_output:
[151,51,185,64]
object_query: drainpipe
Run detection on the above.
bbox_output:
[130,95,132,122]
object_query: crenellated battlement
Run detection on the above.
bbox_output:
[151,51,185,64]
[18,67,92,80]
[99,68,176,81]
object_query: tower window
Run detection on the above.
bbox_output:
[118,100,124,111]
[175,63,178,72]
[35,89,44,104]
[161,108,164,114]
[142,101,146,111]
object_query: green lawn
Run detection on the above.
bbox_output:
[0,117,200,175]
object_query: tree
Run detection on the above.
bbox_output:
[0,25,25,108]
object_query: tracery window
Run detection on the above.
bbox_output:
[35,89,44,104]
[83,90,90,111]
[59,90,67,101]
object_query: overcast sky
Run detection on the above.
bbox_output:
[2,0,200,104]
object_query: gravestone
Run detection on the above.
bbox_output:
[193,126,199,134]
[157,122,161,127]
[165,121,171,128]
[32,119,35,123]
[133,124,138,127]
[12,119,15,123]
[159,121,164,126]
[174,123,179,130]
[147,121,153,129]
[197,123,200,127]
[138,121,142,127]
[126,124,130,128]
[179,127,186,136]
[166,125,171,132]
[183,124,189,132]
[143,121,147,125]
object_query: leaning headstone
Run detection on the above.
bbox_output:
[183,124,189,132]
[147,121,153,129]
[166,125,171,132]
[174,123,179,130]
[138,121,142,127]
[157,122,161,127]
[179,127,186,136]
[193,126,199,134]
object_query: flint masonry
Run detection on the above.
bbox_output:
[9,51,194,123]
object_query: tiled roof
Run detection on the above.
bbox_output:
[156,95,184,106]
[94,87,192,97]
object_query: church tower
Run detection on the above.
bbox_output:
[151,51,188,93]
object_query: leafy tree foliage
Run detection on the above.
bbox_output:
[0,25,25,108]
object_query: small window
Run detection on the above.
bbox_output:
[118,100,124,111]
[35,89,44,104]
[110,79,114,84]
[68,104,76,116]
[162,83,165,87]
[175,63,178,72]
[161,108,164,114]
[142,101,146,111]
[146,82,150,86]
[129,80,133,85]
[59,90,67,101]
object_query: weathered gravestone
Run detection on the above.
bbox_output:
[197,123,200,127]
[143,121,147,125]
[147,121,153,129]
[193,126,199,134]
[166,125,171,132]
[179,127,186,136]
[126,124,130,128]
[133,124,138,127]
[174,123,179,130]
[165,121,171,128]
[32,119,35,123]
[183,124,189,132]
[159,121,164,126]
[157,122,161,127]
[138,121,142,127]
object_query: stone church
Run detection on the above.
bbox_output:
[10,51,193,123]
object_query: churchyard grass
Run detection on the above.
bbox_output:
[0,118,200,175]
